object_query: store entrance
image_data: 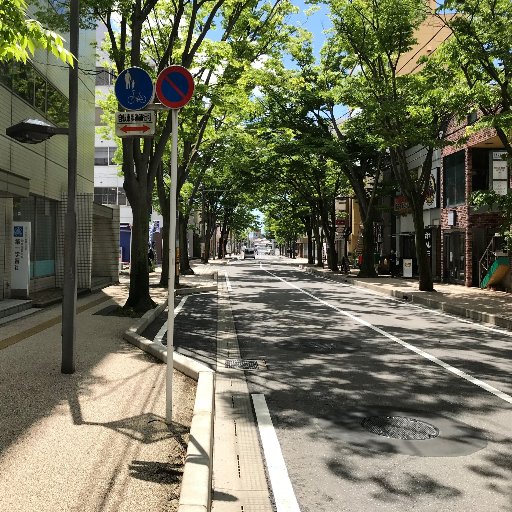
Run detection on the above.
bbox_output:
[444,231,465,284]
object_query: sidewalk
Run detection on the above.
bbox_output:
[0,275,196,512]
[278,256,512,331]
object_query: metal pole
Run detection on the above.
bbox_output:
[61,0,79,374]
[166,108,179,423]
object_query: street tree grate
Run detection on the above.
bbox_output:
[361,416,439,440]
[225,359,260,370]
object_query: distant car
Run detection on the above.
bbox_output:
[243,248,255,259]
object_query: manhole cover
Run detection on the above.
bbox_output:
[361,416,439,440]
[225,359,259,370]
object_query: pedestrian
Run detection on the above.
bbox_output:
[389,249,397,277]
[148,244,155,272]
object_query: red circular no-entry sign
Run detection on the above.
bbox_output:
[155,65,195,109]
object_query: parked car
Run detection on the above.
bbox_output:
[243,248,255,259]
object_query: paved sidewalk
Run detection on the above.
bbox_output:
[0,276,196,512]
[276,256,512,331]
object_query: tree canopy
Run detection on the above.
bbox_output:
[0,0,73,64]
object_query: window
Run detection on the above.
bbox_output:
[94,146,117,166]
[13,195,56,278]
[0,60,68,127]
[94,187,118,205]
[117,187,128,205]
[467,111,478,126]
[444,151,466,207]
[471,149,490,192]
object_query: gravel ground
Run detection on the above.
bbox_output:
[0,280,196,512]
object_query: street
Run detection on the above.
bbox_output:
[225,256,512,512]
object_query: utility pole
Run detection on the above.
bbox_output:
[61,0,79,374]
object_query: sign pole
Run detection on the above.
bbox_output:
[166,108,179,424]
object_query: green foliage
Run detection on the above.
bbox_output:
[435,0,512,152]
[470,190,512,250]
[0,0,73,64]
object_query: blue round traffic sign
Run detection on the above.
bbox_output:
[156,66,194,109]
[114,67,154,111]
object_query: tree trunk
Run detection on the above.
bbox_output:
[160,218,169,287]
[410,197,434,291]
[124,195,155,312]
[156,163,169,287]
[180,210,194,275]
[313,224,323,266]
[358,215,378,278]
[306,218,314,264]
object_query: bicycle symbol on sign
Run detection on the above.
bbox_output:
[128,90,147,105]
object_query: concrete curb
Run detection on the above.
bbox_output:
[123,301,215,512]
[301,265,512,331]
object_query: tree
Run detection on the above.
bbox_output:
[327,0,469,290]
[0,0,73,64]
[152,0,296,283]
[436,0,512,157]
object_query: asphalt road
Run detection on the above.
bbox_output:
[226,256,512,512]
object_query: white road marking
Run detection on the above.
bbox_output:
[264,267,512,405]
[252,394,301,512]
[224,271,232,291]
[298,266,512,337]
[154,296,188,345]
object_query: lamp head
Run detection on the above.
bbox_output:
[6,118,68,144]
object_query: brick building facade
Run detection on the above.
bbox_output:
[440,116,508,287]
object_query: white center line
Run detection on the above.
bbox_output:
[224,270,232,291]
[252,393,301,512]
[154,296,188,345]
[264,267,512,405]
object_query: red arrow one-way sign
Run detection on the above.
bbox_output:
[115,111,155,137]
[120,124,151,133]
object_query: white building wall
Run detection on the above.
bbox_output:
[0,14,96,299]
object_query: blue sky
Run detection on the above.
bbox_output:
[285,0,332,66]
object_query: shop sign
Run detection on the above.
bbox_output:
[492,151,508,195]
[423,167,439,210]
[394,195,411,215]
[11,222,31,297]
[425,228,432,258]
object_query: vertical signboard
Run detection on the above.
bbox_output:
[423,167,439,209]
[11,222,31,298]
[492,151,508,196]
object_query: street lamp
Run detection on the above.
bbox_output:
[5,0,79,374]
[6,118,68,143]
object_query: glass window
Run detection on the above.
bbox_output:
[0,61,12,89]
[94,146,117,165]
[444,151,466,207]
[93,187,118,205]
[0,60,68,126]
[11,62,35,105]
[95,147,109,166]
[471,149,490,192]
[34,71,47,113]
[117,187,127,205]
[46,83,69,127]
[13,195,56,278]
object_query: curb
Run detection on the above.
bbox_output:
[301,265,512,331]
[123,300,215,512]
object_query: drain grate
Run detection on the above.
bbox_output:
[225,359,259,370]
[361,416,439,440]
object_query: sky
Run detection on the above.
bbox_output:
[284,0,333,67]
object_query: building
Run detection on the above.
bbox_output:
[0,18,119,301]
[440,115,508,288]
